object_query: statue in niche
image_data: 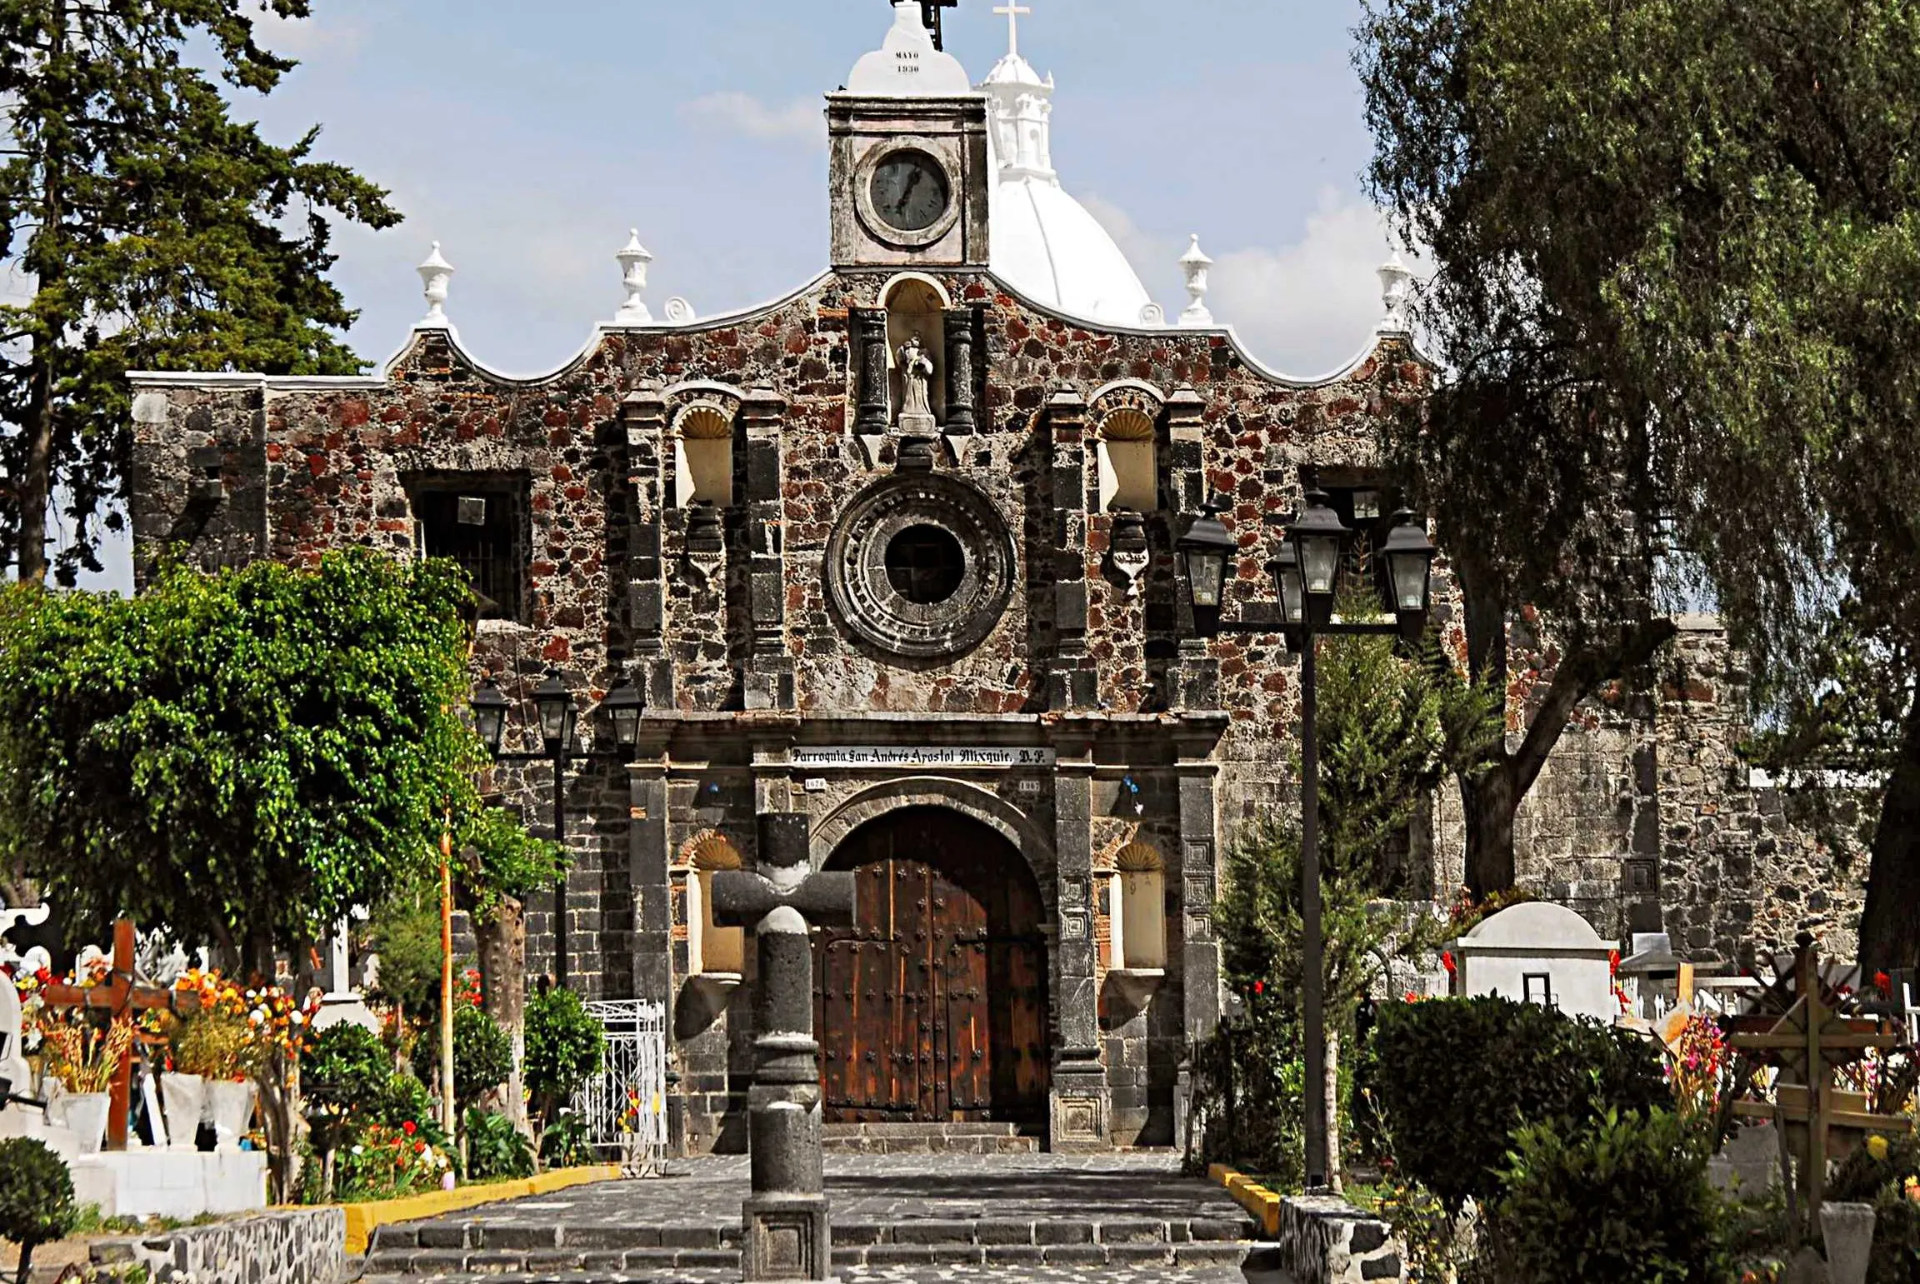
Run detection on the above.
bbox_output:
[897,332,937,433]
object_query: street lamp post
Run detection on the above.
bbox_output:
[470,666,643,990]
[1177,487,1435,1191]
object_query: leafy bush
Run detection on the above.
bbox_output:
[412,1004,511,1114]
[303,1025,391,1148]
[0,1136,79,1284]
[1480,1108,1725,1284]
[464,1108,534,1181]
[526,989,604,1132]
[326,1120,454,1202]
[1368,995,1666,1211]
[375,1071,439,1135]
[539,1111,594,1170]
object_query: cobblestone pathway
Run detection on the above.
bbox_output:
[358,1152,1258,1282]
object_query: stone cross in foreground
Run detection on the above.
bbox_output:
[713,813,855,1283]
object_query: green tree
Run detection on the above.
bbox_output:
[523,987,604,1166]
[1202,609,1488,1185]
[1355,0,1920,965]
[0,550,486,972]
[412,1003,511,1119]
[0,0,400,585]
[300,1023,392,1202]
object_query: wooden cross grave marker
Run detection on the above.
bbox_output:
[1729,932,1911,1233]
[37,919,183,1151]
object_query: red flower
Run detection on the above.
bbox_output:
[403,1120,417,1136]
[1252,981,1265,995]
[415,1141,427,1154]
[1404,991,1419,1003]
[1441,951,1456,975]
[1876,971,1893,996]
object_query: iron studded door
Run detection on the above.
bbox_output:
[815,809,1050,1124]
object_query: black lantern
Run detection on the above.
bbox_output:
[532,668,578,756]
[603,677,644,751]
[470,679,510,757]
[1271,541,1305,628]
[1286,488,1351,619]
[1177,499,1236,613]
[1379,509,1437,617]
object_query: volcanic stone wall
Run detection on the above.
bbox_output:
[124,266,1863,1147]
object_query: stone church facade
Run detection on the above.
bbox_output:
[124,5,1859,1153]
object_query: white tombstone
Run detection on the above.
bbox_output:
[311,915,380,1035]
[1452,901,1617,1022]
[0,973,27,1105]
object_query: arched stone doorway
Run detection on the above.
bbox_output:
[815,806,1051,1125]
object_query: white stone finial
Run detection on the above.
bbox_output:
[995,1,1032,56]
[615,229,655,324]
[1377,251,1415,334]
[416,242,454,328]
[1178,234,1214,327]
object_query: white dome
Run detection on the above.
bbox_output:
[978,48,1156,327]
[990,179,1154,326]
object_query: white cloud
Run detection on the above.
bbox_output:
[251,9,362,58]
[1085,187,1418,379]
[680,92,824,148]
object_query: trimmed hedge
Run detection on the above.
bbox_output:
[1367,995,1665,1211]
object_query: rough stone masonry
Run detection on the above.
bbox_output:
[123,20,1862,1157]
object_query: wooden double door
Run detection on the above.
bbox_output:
[814,808,1050,1124]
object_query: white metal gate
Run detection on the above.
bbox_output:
[573,999,668,1175]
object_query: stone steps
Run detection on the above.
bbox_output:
[365,1214,1258,1277]
[820,1120,1042,1154]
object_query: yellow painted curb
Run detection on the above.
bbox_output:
[1209,1163,1283,1236]
[341,1165,621,1254]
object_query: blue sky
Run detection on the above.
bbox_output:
[72,0,1399,586]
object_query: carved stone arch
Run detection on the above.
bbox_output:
[874,272,956,311]
[1088,379,1168,416]
[679,828,743,870]
[810,776,1056,908]
[1114,841,1164,872]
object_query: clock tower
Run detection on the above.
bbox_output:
[828,2,990,271]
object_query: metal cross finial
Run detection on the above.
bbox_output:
[994,0,1032,56]
[917,0,960,51]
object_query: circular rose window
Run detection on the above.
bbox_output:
[825,474,1015,660]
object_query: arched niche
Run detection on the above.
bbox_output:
[881,274,950,427]
[682,830,746,976]
[1097,406,1159,513]
[672,401,735,508]
[1111,842,1167,970]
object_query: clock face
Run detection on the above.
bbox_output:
[869,151,951,234]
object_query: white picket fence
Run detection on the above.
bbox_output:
[572,999,668,1176]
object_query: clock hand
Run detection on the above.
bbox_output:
[901,167,924,208]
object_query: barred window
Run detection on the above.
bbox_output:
[404,472,529,623]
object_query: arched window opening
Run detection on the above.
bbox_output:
[1111,842,1167,971]
[1097,408,1158,513]
[674,404,735,508]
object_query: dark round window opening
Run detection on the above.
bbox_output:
[884,524,967,605]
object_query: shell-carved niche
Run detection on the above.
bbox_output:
[1111,842,1167,972]
[1091,385,1164,516]
[680,830,746,977]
